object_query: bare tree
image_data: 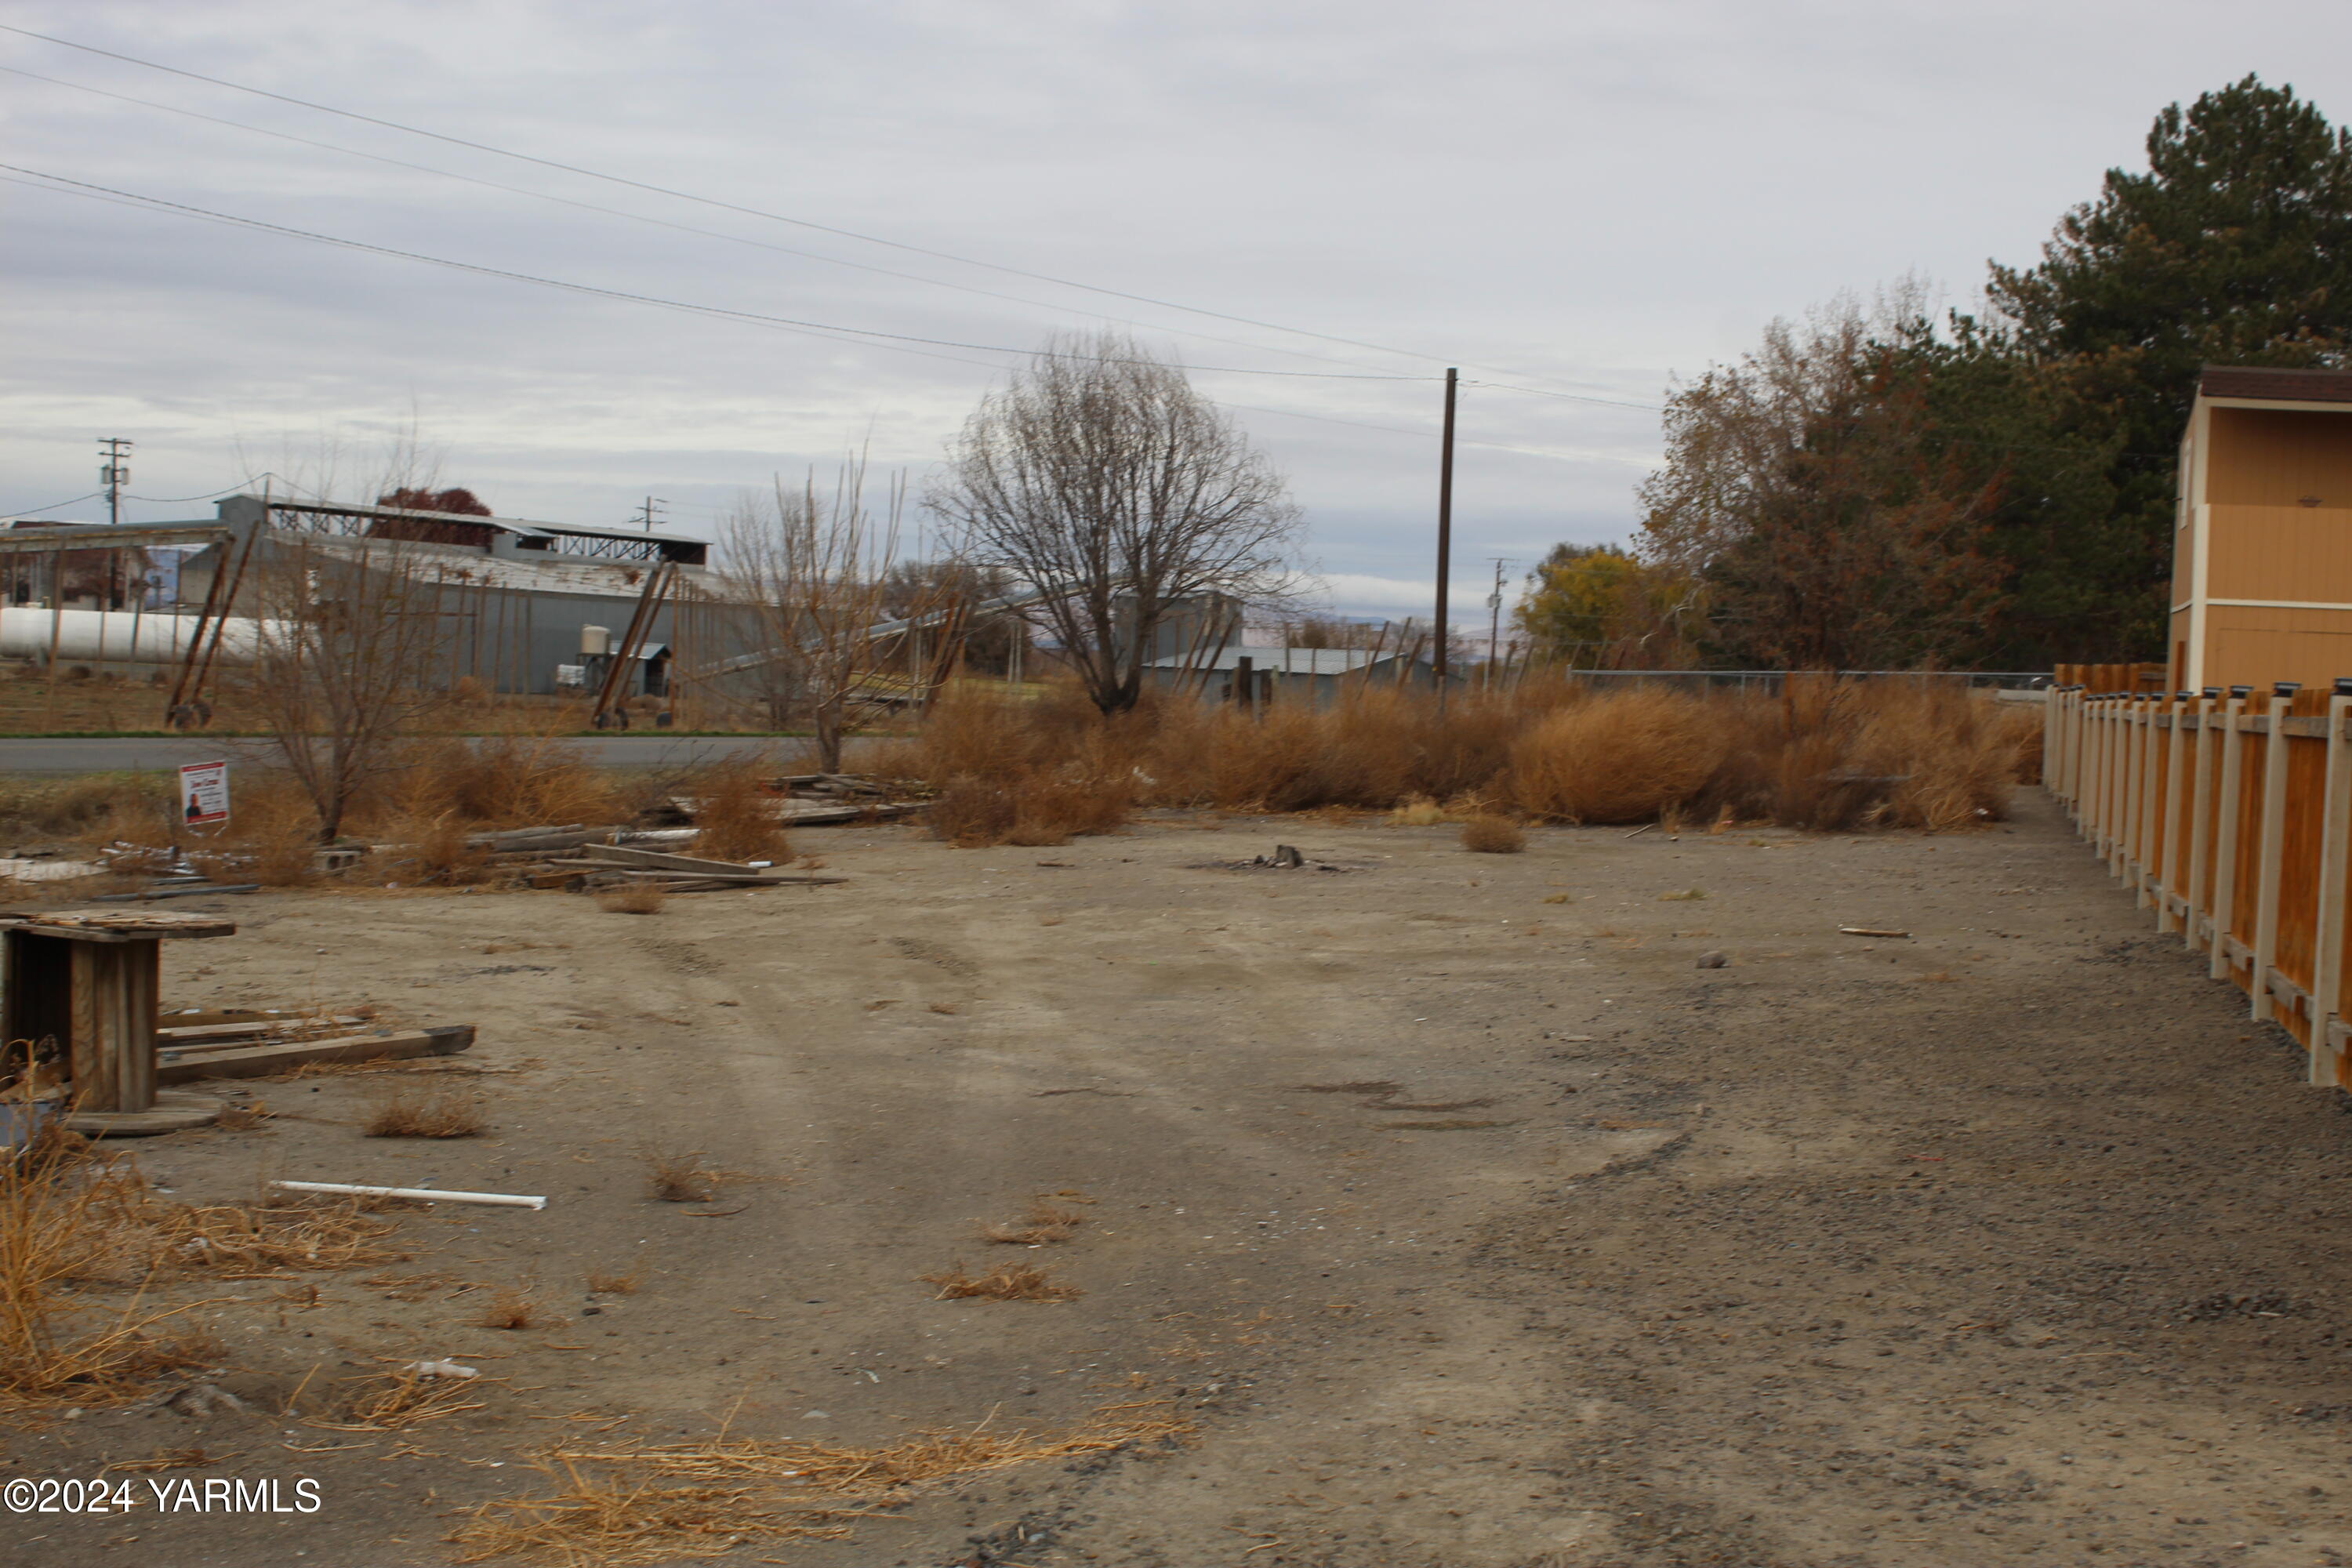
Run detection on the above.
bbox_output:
[926,332,1302,715]
[241,532,461,840]
[722,459,948,771]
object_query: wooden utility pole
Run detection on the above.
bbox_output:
[1486,557,1509,688]
[1433,368,1457,710]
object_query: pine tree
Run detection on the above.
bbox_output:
[1979,76,2352,657]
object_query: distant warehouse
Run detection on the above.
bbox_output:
[0,492,764,702]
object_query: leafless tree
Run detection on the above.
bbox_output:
[241,532,462,840]
[926,332,1302,715]
[722,458,949,771]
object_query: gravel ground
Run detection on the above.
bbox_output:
[9,789,2350,1568]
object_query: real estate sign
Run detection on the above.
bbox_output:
[178,760,229,827]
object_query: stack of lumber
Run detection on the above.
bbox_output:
[527,842,848,895]
[666,773,925,826]
[154,1009,477,1082]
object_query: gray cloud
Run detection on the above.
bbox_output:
[4,0,2347,615]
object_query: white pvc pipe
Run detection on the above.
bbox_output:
[270,1179,546,1210]
[0,608,284,666]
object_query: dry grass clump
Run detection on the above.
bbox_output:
[644,1149,720,1203]
[982,1198,1091,1246]
[905,685,1139,848]
[584,1265,641,1294]
[0,1126,204,1412]
[686,759,789,865]
[149,1196,405,1278]
[1857,684,2032,830]
[925,762,1132,849]
[477,1287,540,1330]
[1460,815,1526,853]
[922,1260,1082,1301]
[390,735,630,831]
[0,1126,403,1413]
[1388,794,1450,826]
[364,1085,488,1138]
[451,1402,1190,1566]
[1505,690,1727,823]
[595,883,668,915]
[312,1365,487,1432]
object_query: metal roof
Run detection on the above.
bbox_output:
[233,495,712,547]
[1145,644,1408,674]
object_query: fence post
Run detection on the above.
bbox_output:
[2136,694,2162,908]
[2158,691,2188,931]
[2092,696,2114,858]
[2120,695,2142,891]
[2089,691,2107,846]
[2211,689,2249,983]
[2185,691,2216,953]
[2251,687,2296,1024]
[2071,687,2089,822]
[2097,692,2115,845]
[2310,682,2352,1085]
[2060,688,2078,815]
[2112,696,2139,884]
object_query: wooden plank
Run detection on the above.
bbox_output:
[157,1015,364,1047]
[2160,692,2189,931]
[2187,694,2218,954]
[2310,691,2352,1084]
[2252,692,2295,1023]
[157,1025,476,1083]
[0,911,235,940]
[581,843,768,874]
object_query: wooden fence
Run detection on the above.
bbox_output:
[2045,664,2352,1089]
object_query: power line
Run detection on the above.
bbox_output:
[2,489,105,517]
[128,474,282,503]
[0,22,1650,400]
[0,63,1422,382]
[1464,378,1661,412]
[1220,401,1648,466]
[0,163,1435,380]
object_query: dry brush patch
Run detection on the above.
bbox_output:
[1460,815,1526,853]
[685,758,790,866]
[921,1261,1083,1301]
[310,1364,488,1432]
[980,1196,1091,1247]
[0,1126,406,1414]
[450,1401,1191,1566]
[363,1084,488,1138]
[593,884,667,916]
[904,676,2030,834]
[642,1149,721,1204]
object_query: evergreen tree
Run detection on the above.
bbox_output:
[1979,76,2352,657]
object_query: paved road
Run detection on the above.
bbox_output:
[0,735,866,775]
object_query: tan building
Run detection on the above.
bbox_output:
[2170,365,2352,692]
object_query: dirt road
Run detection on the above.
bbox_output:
[12,793,2351,1567]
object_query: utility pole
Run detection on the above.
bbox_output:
[633,495,667,533]
[98,437,132,528]
[1486,557,1510,685]
[1433,368,1457,710]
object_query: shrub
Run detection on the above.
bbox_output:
[1461,815,1526,853]
[363,1087,486,1138]
[1505,690,1726,823]
[687,758,789,864]
[594,883,667,915]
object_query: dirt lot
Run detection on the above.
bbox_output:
[9,791,2352,1568]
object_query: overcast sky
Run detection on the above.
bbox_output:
[5,1,2350,622]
